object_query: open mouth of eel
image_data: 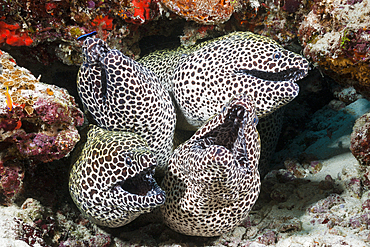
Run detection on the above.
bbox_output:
[196,103,252,152]
[117,165,165,205]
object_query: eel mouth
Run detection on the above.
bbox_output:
[237,67,306,82]
[118,166,165,201]
[198,103,250,152]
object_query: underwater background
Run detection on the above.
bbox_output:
[0,0,370,246]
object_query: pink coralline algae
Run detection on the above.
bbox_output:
[307,194,346,228]
[15,218,50,247]
[256,230,277,245]
[362,199,370,210]
[347,177,362,198]
[350,112,370,166]
[59,234,111,247]
[308,194,345,214]
[0,50,83,201]
[0,159,25,199]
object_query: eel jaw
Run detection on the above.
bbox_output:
[196,98,256,154]
[115,165,166,207]
[237,67,308,82]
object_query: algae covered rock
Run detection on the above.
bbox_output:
[0,49,83,201]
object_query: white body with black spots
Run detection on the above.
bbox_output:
[161,94,260,237]
[69,125,165,228]
[139,31,309,176]
[77,38,176,174]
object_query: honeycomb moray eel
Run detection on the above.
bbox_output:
[139,31,309,176]
[77,38,176,174]
[69,125,165,228]
[161,94,260,237]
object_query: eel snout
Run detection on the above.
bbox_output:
[82,38,110,65]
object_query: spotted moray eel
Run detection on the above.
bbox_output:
[161,94,260,237]
[77,38,176,174]
[139,31,309,176]
[69,125,165,227]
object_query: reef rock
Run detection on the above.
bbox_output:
[0,49,83,201]
[299,0,370,97]
[351,111,370,166]
[160,0,236,25]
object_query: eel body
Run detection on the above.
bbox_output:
[77,38,176,173]
[161,94,260,237]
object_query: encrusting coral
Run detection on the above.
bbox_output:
[160,0,236,25]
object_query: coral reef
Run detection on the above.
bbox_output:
[0,196,113,247]
[0,0,315,63]
[0,21,33,46]
[160,0,236,25]
[0,0,161,64]
[119,0,160,25]
[233,0,312,45]
[0,50,83,201]
[299,0,370,97]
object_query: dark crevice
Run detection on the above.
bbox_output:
[21,120,40,133]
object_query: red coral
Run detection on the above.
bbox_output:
[0,21,33,46]
[91,15,113,30]
[121,0,160,24]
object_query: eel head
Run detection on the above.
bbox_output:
[184,94,260,199]
[82,38,110,65]
[173,31,310,124]
[70,125,165,227]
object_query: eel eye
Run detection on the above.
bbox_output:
[273,51,282,60]
[253,116,259,126]
[126,156,132,166]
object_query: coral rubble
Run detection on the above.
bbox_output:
[0,50,83,201]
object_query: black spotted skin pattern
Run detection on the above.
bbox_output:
[70,125,166,228]
[139,31,309,176]
[140,31,309,129]
[77,38,176,174]
[161,94,261,237]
